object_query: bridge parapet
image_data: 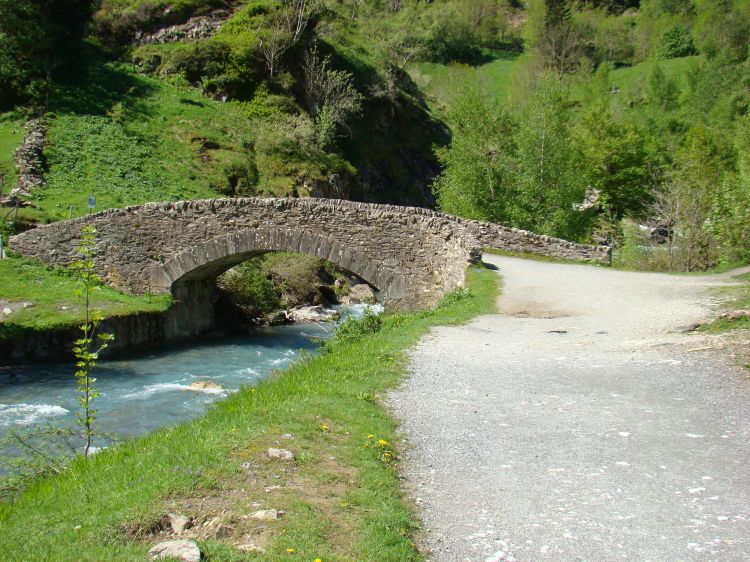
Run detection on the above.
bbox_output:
[9,198,609,311]
[10,198,478,309]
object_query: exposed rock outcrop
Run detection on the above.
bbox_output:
[10,118,47,199]
[340,283,376,305]
[134,10,230,45]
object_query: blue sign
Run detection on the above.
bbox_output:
[87,196,96,209]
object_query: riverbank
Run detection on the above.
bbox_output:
[0,264,498,561]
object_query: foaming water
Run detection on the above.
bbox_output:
[0,403,70,427]
[0,323,328,440]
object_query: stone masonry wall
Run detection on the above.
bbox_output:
[10,198,479,310]
[10,118,47,199]
[9,198,610,310]
[458,218,612,263]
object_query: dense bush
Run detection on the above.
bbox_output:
[0,0,93,108]
[656,25,696,58]
[217,261,281,316]
[332,310,383,345]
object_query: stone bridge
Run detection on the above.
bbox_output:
[10,198,609,332]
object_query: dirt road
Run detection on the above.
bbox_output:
[390,255,750,561]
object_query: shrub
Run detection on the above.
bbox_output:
[217,261,280,315]
[657,25,696,58]
[332,310,383,345]
[171,40,232,84]
[438,287,474,308]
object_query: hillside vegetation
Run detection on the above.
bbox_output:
[1,0,748,274]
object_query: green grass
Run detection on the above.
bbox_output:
[28,61,263,222]
[408,51,519,121]
[0,112,24,193]
[0,255,172,338]
[0,264,498,561]
[700,271,750,334]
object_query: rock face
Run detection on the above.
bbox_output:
[286,305,339,323]
[134,10,229,45]
[10,198,610,325]
[341,283,376,305]
[148,539,201,562]
[10,119,47,199]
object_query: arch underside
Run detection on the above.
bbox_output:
[150,227,406,299]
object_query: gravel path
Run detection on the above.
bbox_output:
[389,255,750,562]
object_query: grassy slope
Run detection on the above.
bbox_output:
[34,60,257,222]
[0,256,171,338]
[0,264,498,561]
[408,51,520,121]
[0,112,24,192]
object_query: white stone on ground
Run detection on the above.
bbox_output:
[148,539,201,562]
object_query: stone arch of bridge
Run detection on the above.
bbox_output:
[150,227,401,301]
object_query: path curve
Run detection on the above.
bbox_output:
[390,255,750,561]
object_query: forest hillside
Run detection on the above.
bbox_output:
[1,0,748,271]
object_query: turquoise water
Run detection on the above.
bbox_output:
[0,323,329,441]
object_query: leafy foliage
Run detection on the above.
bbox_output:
[328,309,383,347]
[0,0,93,108]
[71,225,114,457]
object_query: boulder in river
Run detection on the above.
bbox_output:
[285,305,339,323]
[187,381,224,392]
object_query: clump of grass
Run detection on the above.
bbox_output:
[699,271,750,334]
[0,265,498,561]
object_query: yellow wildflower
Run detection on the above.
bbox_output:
[377,439,389,446]
[287,547,295,554]
[321,424,329,431]
[367,434,374,439]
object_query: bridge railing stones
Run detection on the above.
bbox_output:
[9,198,610,310]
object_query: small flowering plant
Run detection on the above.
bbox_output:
[364,434,396,464]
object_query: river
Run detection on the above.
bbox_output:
[0,323,331,442]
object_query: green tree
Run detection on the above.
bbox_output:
[0,0,94,108]
[72,225,114,457]
[434,88,516,222]
[646,62,679,110]
[526,0,586,76]
[508,76,588,239]
[576,67,652,220]
[693,0,750,61]
[712,114,750,262]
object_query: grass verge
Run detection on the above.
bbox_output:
[0,255,172,339]
[699,271,750,334]
[0,112,24,191]
[0,264,498,561]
